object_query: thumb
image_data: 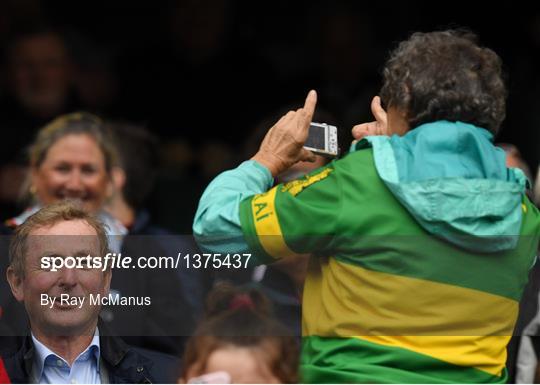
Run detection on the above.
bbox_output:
[371,96,387,127]
[300,149,317,163]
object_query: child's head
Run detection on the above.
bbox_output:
[181,283,299,383]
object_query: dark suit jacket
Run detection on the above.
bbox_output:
[2,324,180,384]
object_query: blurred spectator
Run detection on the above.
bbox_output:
[499,144,540,383]
[0,23,81,217]
[498,142,534,200]
[4,26,74,121]
[106,121,210,326]
[105,122,160,227]
[66,30,118,116]
[499,143,534,182]
[181,282,299,384]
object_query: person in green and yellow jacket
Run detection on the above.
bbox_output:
[193,30,540,383]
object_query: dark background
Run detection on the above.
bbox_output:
[1,0,539,232]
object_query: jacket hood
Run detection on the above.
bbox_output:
[356,121,528,252]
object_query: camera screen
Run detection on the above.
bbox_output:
[305,124,326,150]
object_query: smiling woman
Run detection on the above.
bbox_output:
[27,112,117,213]
[3,111,125,248]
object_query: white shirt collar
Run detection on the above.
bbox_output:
[31,327,101,381]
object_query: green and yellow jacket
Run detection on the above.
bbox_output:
[194,121,540,383]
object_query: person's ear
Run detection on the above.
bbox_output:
[7,266,25,302]
[111,167,126,191]
[103,266,112,296]
[106,167,126,201]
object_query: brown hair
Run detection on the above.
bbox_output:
[9,200,109,277]
[182,282,299,383]
[29,112,117,171]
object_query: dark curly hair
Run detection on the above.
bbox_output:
[379,29,506,134]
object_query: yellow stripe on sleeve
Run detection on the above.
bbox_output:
[251,186,301,259]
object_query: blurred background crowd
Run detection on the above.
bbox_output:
[0,0,539,230]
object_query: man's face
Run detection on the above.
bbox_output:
[8,220,110,337]
[7,33,72,118]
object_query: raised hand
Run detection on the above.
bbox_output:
[351,96,388,141]
[252,90,318,177]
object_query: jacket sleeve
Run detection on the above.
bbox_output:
[194,159,342,265]
[238,162,341,263]
[193,160,273,262]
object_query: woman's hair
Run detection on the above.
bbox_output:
[379,29,506,134]
[28,112,117,171]
[182,282,299,383]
